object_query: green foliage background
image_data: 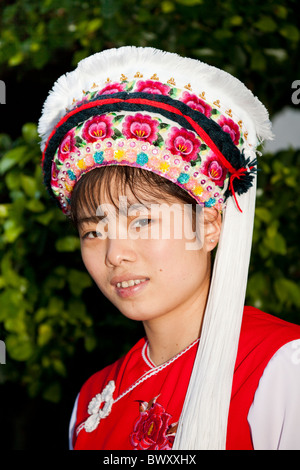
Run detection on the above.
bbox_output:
[0,0,299,449]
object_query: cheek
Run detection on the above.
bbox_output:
[147,238,207,283]
[80,244,105,283]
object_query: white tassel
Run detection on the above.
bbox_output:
[173,178,257,449]
[38,46,273,150]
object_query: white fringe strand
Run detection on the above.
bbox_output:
[38,46,273,150]
[173,179,257,449]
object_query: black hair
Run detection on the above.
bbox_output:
[70,166,199,227]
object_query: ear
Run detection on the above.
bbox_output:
[203,207,222,252]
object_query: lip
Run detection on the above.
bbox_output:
[110,274,150,286]
[110,274,150,299]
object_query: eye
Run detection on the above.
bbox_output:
[131,218,152,229]
[82,230,103,239]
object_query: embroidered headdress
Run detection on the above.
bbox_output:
[38,47,273,449]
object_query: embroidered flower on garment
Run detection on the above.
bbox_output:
[166,127,201,162]
[218,116,240,145]
[130,396,177,450]
[57,129,77,162]
[135,80,170,95]
[201,152,227,187]
[98,82,126,95]
[82,115,114,143]
[122,113,159,144]
[181,91,212,118]
[51,161,61,189]
[84,380,115,433]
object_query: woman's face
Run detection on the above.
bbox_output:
[77,179,219,327]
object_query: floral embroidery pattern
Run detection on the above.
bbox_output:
[166,127,201,162]
[51,75,250,214]
[135,80,170,95]
[218,115,240,145]
[98,82,126,95]
[57,129,76,161]
[201,152,227,186]
[53,122,226,214]
[122,113,159,144]
[82,115,114,143]
[130,396,177,450]
[77,380,115,434]
[181,91,212,118]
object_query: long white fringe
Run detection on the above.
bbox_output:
[173,178,257,449]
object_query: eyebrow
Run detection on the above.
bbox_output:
[77,200,162,226]
[77,215,106,226]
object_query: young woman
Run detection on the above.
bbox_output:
[38,46,300,450]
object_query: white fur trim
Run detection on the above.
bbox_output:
[38,46,273,150]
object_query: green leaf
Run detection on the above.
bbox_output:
[229,15,243,27]
[254,16,277,33]
[161,1,175,13]
[112,128,122,138]
[68,269,92,296]
[6,334,34,361]
[22,123,38,143]
[37,323,53,347]
[264,231,287,255]
[21,175,37,198]
[35,210,55,226]
[52,358,67,377]
[0,204,9,218]
[3,219,24,243]
[87,18,103,33]
[255,207,272,223]
[0,146,27,174]
[274,278,300,307]
[25,199,45,213]
[113,115,125,124]
[280,25,300,42]
[8,51,24,67]
[47,297,65,317]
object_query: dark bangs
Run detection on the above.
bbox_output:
[70,166,198,226]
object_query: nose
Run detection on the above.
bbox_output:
[105,237,137,267]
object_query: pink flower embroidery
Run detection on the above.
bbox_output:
[57,129,76,162]
[135,80,170,95]
[201,152,227,186]
[122,113,159,143]
[82,115,114,143]
[166,127,201,162]
[130,397,177,450]
[50,161,60,189]
[98,82,126,95]
[181,91,212,118]
[218,116,240,145]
